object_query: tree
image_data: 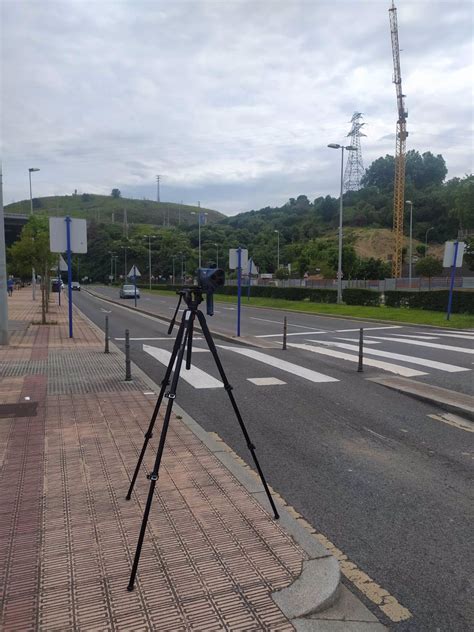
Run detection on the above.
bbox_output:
[464,237,474,271]
[415,256,443,278]
[8,215,57,324]
[275,267,289,280]
[111,188,121,198]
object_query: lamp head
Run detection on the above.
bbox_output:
[29,167,40,172]
[327,143,341,149]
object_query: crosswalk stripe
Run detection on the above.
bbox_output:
[217,346,339,383]
[288,343,427,377]
[250,317,322,329]
[419,332,474,341]
[257,331,327,338]
[365,336,474,354]
[308,340,469,373]
[334,337,381,344]
[143,344,222,389]
[334,326,402,332]
[389,334,439,340]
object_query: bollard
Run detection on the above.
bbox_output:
[125,329,132,381]
[104,316,110,354]
[357,327,363,372]
[283,316,287,350]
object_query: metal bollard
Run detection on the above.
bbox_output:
[357,327,363,372]
[283,316,287,350]
[125,329,132,381]
[105,316,109,354]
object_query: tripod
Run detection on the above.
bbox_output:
[126,287,279,592]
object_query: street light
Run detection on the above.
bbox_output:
[28,168,40,215]
[274,230,280,271]
[143,234,158,289]
[425,227,434,255]
[120,244,129,279]
[327,144,357,303]
[406,200,413,287]
[191,210,208,268]
[214,242,219,268]
[28,167,40,301]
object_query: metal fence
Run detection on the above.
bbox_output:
[227,276,470,291]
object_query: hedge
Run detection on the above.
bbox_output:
[342,288,381,307]
[384,290,474,314]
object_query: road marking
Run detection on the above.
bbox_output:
[419,332,474,340]
[365,336,474,354]
[247,377,286,386]
[143,344,222,389]
[250,316,324,329]
[309,340,469,373]
[334,337,381,344]
[217,346,339,383]
[257,331,327,338]
[115,337,171,341]
[389,333,439,340]
[334,326,402,332]
[428,413,474,433]
[100,308,112,313]
[223,307,236,310]
[289,343,427,377]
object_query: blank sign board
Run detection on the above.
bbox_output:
[443,241,465,268]
[49,217,87,253]
[229,248,248,270]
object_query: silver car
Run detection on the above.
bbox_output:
[119,284,140,299]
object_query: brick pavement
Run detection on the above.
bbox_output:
[1,289,309,631]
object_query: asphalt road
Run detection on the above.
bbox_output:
[74,288,473,631]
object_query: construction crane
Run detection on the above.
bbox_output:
[389,1,408,278]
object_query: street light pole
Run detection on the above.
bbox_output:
[191,211,208,268]
[274,230,280,270]
[406,200,413,287]
[328,144,356,303]
[425,226,434,255]
[28,167,40,300]
[214,243,219,268]
[0,164,9,345]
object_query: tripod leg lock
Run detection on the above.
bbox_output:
[224,384,233,392]
[145,432,153,439]
[166,393,176,400]
[146,473,159,481]
[247,442,256,451]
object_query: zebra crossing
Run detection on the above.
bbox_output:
[142,327,473,390]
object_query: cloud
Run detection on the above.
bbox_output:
[2,0,472,214]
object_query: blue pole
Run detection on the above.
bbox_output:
[446,241,459,321]
[66,216,73,338]
[247,257,253,301]
[134,272,137,307]
[237,247,242,337]
[58,258,61,306]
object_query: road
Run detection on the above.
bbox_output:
[74,288,473,631]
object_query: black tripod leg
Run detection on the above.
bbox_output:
[125,315,187,500]
[195,311,279,520]
[186,311,196,370]
[127,311,192,591]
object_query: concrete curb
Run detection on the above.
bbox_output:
[368,375,474,421]
[76,302,343,622]
[85,288,279,349]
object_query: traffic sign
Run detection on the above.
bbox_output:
[229,248,248,270]
[128,265,141,278]
[49,217,87,253]
[443,241,465,268]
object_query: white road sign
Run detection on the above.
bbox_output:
[443,241,465,268]
[229,248,248,270]
[128,265,141,277]
[49,217,87,253]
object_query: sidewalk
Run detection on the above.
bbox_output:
[0,289,383,631]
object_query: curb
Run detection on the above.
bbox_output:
[85,288,279,349]
[75,302,342,621]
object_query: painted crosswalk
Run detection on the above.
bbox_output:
[143,344,222,389]
[365,336,474,354]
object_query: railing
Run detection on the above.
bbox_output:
[226,276,469,291]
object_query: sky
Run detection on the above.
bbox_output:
[2,0,473,215]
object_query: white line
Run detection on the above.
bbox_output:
[250,316,326,330]
[365,336,474,355]
[306,340,469,373]
[334,326,402,333]
[247,377,286,386]
[389,333,440,340]
[334,337,381,345]
[143,344,222,389]
[418,332,474,341]
[256,331,327,338]
[217,346,339,383]
[115,337,171,341]
[288,343,427,377]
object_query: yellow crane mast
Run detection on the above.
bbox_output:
[389,1,408,278]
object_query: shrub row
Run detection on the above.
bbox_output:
[342,288,381,307]
[384,290,474,314]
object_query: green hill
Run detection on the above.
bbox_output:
[5,194,224,227]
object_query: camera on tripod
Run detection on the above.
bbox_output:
[196,267,225,316]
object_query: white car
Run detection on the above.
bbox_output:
[120,284,140,299]
[71,281,81,291]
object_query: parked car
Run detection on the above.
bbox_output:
[51,279,62,293]
[71,281,81,291]
[120,284,140,299]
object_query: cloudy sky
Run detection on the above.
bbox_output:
[2,0,473,215]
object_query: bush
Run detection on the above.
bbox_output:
[342,288,381,306]
[384,290,474,314]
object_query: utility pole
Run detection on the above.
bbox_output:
[0,164,9,345]
[156,175,161,203]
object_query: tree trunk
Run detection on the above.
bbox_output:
[41,278,46,324]
[45,270,50,313]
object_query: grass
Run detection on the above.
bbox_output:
[143,288,474,329]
